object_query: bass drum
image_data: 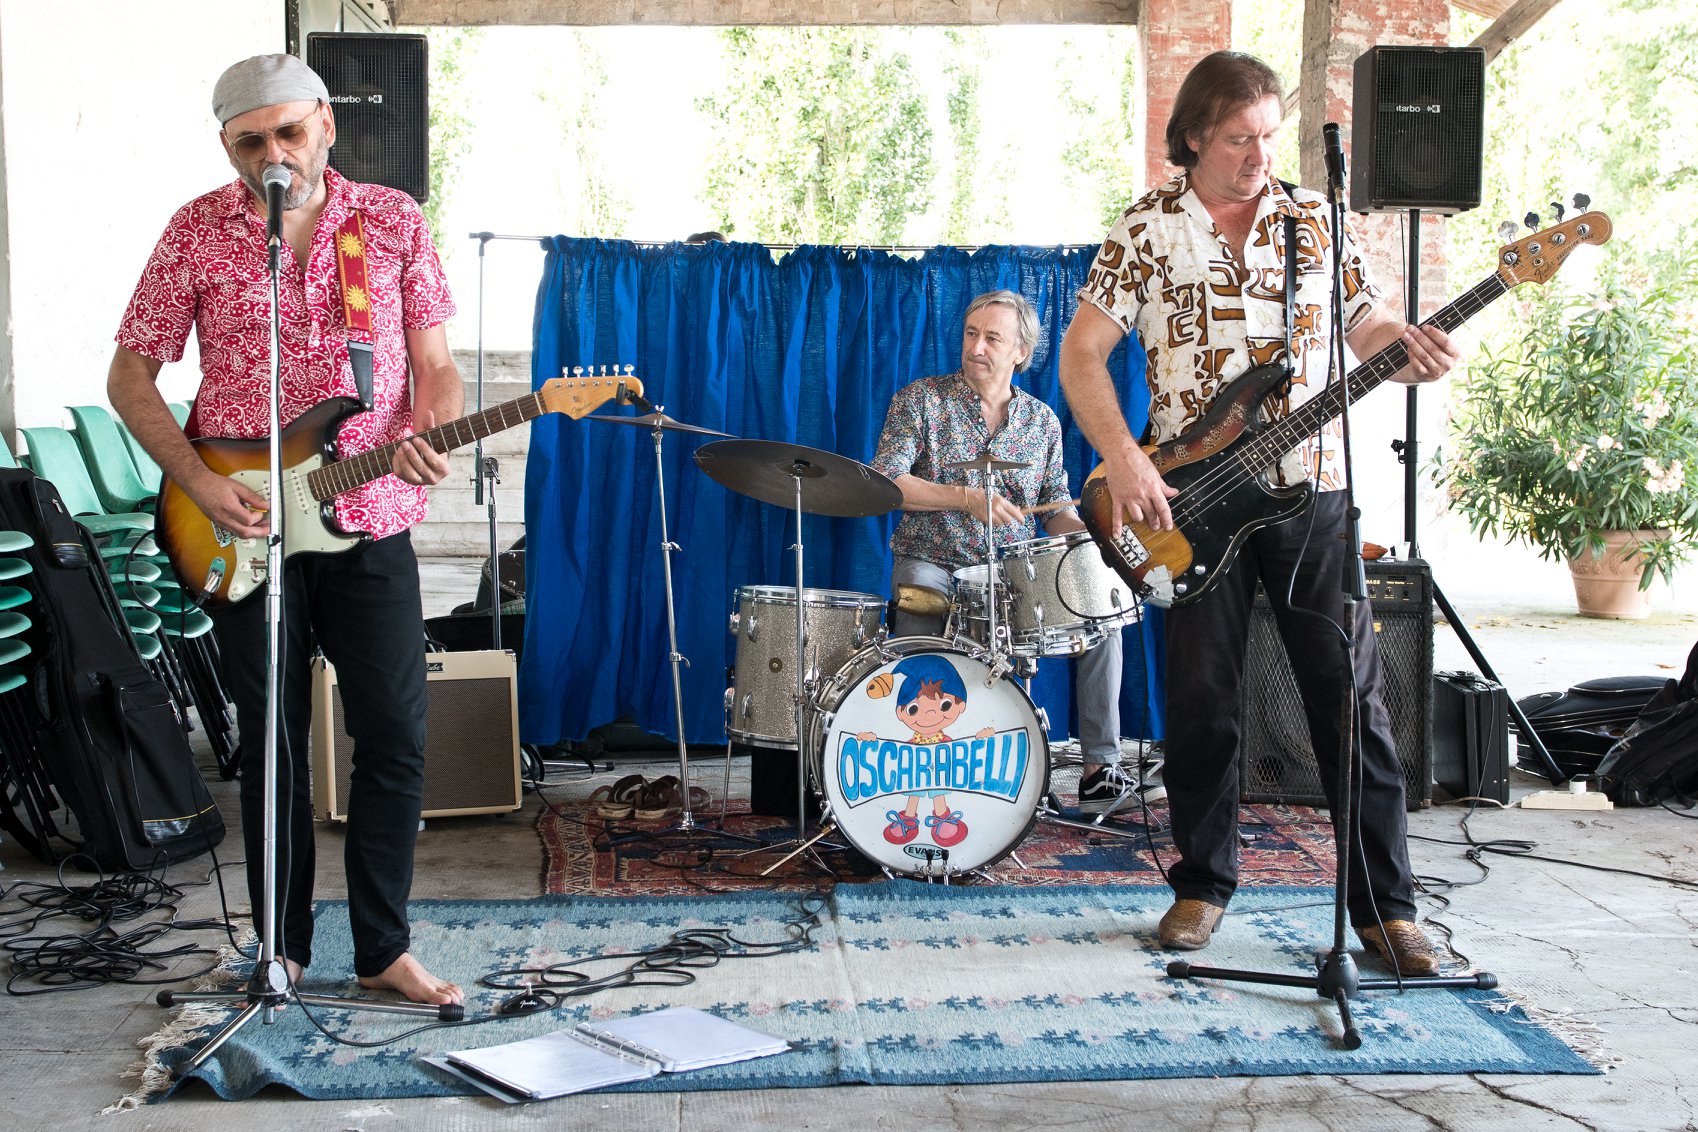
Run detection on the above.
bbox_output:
[806,637,1049,878]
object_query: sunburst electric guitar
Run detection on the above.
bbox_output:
[158,371,643,609]
[1081,211,1612,608]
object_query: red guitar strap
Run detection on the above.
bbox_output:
[335,210,375,409]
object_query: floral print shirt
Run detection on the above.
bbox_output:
[871,372,1073,572]
[116,167,456,539]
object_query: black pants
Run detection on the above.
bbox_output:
[1163,492,1417,926]
[214,531,429,977]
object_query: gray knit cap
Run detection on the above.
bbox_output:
[212,53,329,124]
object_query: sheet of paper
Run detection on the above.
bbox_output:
[580,1006,792,1072]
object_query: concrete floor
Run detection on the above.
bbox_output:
[2,553,1695,1131]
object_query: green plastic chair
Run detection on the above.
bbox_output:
[167,402,193,429]
[68,405,155,514]
[116,420,163,494]
[0,440,19,468]
[17,427,154,538]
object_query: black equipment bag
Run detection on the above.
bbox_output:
[1432,670,1511,804]
[1596,642,1698,807]
[1514,675,1667,780]
[0,468,223,871]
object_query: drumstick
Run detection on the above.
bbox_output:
[1020,498,1080,517]
[759,823,839,876]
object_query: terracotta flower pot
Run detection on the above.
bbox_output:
[1566,529,1668,619]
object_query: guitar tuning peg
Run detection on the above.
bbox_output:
[1524,211,1541,231]
[624,364,635,376]
[1549,201,1566,222]
[600,365,608,376]
[572,366,584,376]
[1496,220,1519,244]
[1573,192,1591,211]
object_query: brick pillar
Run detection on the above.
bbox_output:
[1300,0,1452,319]
[1141,0,1233,191]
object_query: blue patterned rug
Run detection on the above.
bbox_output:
[142,883,1596,1101]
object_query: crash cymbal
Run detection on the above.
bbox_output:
[694,439,902,518]
[944,452,1032,472]
[586,411,733,438]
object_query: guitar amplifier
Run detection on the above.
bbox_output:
[1239,558,1434,810]
[312,650,523,821]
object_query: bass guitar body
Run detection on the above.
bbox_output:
[1081,361,1311,609]
[157,398,368,609]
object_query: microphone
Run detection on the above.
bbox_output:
[1322,123,1347,197]
[262,163,291,246]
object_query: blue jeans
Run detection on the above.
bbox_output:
[214,531,429,978]
[890,555,1123,767]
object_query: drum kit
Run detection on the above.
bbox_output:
[591,405,1144,881]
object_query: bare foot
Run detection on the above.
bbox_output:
[283,958,305,986]
[357,953,464,1005]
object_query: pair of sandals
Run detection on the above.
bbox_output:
[588,773,711,821]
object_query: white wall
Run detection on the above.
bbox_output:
[0,0,285,440]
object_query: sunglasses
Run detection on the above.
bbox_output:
[224,103,322,160]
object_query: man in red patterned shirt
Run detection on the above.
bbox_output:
[108,54,464,1005]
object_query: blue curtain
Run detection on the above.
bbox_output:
[522,239,1165,748]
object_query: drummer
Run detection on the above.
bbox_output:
[869,289,1157,814]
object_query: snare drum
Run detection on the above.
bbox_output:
[806,637,1049,877]
[999,531,1139,656]
[725,585,885,748]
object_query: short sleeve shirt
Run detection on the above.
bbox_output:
[115,167,457,538]
[1077,173,1382,488]
[869,373,1073,572]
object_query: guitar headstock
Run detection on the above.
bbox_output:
[537,364,644,420]
[1496,211,1612,289]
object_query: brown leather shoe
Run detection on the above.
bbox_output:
[1357,920,1440,976]
[1158,899,1224,950]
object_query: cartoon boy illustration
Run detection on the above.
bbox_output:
[857,655,992,848]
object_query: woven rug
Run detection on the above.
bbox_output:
[537,791,1340,896]
[143,883,1596,1102]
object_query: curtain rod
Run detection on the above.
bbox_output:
[468,232,1097,254]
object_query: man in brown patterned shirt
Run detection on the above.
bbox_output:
[1060,51,1459,974]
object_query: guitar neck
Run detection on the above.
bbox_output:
[305,392,550,502]
[1245,272,1510,467]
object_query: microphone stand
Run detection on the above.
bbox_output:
[159,168,459,1069]
[1166,133,1493,1047]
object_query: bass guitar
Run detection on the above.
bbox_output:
[1080,211,1612,608]
[157,370,642,609]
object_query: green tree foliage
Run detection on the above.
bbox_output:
[540,31,632,238]
[697,28,933,245]
[413,25,481,240]
[1057,30,1141,233]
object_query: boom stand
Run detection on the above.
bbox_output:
[160,188,456,1071]
[1392,209,1566,784]
[603,415,760,847]
[1167,145,1494,1047]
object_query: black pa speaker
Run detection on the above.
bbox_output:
[307,33,430,201]
[1349,45,1484,215]
[1239,559,1434,810]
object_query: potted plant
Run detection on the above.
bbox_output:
[1434,273,1698,618]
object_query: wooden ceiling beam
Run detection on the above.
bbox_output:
[1469,0,1565,64]
[385,0,1141,26]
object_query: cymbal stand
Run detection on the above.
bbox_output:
[160,187,457,1071]
[606,413,760,847]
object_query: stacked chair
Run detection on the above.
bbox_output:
[0,525,59,859]
[16,411,237,778]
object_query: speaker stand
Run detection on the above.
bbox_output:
[1391,208,1566,785]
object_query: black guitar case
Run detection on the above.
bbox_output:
[0,467,224,872]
